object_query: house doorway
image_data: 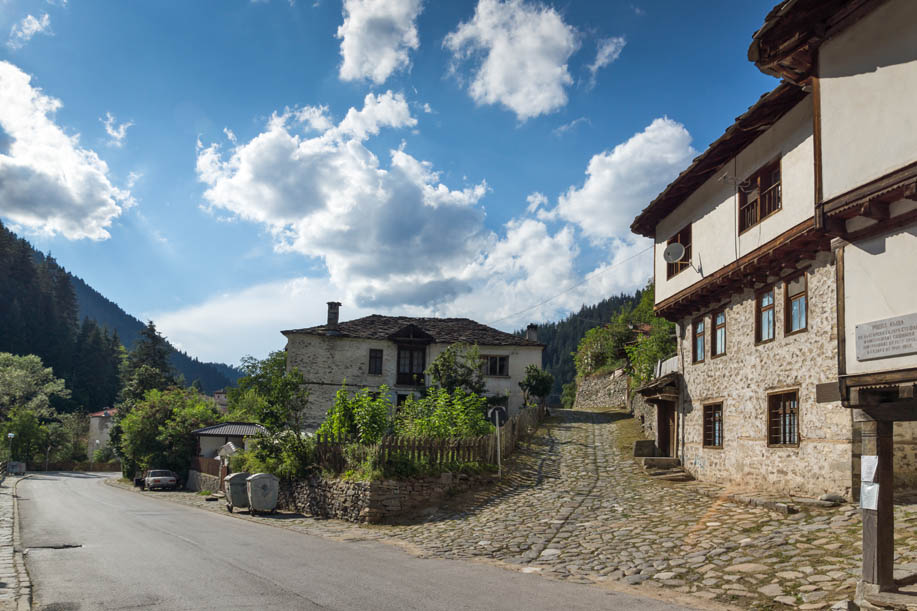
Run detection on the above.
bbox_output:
[656,402,676,457]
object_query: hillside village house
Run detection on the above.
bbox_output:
[629,0,917,510]
[281,302,544,430]
[749,0,917,594]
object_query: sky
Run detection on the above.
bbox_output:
[0,0,779,366]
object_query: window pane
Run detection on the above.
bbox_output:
[763,309,774,341]
[715,312,724,326]
[715,327,725,355]
[696,336,704,361]
[761,291,773,307]
[697,320,704,333]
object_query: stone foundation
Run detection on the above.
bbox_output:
[186,469,221,493]
[631,393,658,443]
[574,369,629,410]
[278,472,495,523]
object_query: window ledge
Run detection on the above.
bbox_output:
[784,328,808,337]
[755,338,776,346]
[702,444,724,450]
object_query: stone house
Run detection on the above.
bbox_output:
[87,408,117,457]
[282,302,544,431]
[749,0,917,591]
[629,0,917,500]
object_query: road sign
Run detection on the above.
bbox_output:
[487,406,507,427]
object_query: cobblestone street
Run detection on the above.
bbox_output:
[113,409,917,610]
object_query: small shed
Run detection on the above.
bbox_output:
[191,422,266,459]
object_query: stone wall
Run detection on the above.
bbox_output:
[574,369,629,411]
[278,472,494,524]
[679,253,856,499]
[895,422,917,489]
[186,469,221,493]
[631,393,658,445]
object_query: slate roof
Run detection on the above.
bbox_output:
[282,315,543,347]
[191,422,266,437]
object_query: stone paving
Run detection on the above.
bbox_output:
[111,409,917,610]
[0,475,27,611]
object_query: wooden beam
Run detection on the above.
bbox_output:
[861,201,890,221]
[824,217,847,236]
[860,420,895,590]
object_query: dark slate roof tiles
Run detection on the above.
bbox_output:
[191,422,267,437]
[281,315,542,347]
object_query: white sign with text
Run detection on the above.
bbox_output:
[856,312,917,361]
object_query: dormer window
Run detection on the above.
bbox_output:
[738,160,781,233]
[665,224,692,279]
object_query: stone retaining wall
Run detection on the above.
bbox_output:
[574,369,629,410]
[631,393,658,445]
[186,469,221,493]
[278,472,495,523]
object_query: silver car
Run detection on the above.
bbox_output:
[144,470,178,491]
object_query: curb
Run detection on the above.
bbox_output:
[11,476,31,611]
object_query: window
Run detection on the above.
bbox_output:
[756,287,775,344]
[711,309,726,357]
[703,403,723,448]
[482,355,509,377]
[665,224,692,279]
[396,346,425,385]
[396,393,410,406]
[692,318,705,363]
[368,349,383,375]
[784,273,808,335]
[739,160,782,233]
[768,391,799,446]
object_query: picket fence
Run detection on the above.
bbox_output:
[314,405,545,472]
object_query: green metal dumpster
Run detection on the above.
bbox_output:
[224,472,250,513]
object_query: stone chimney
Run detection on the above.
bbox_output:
[525,323,538,342]
[327,301,342,330]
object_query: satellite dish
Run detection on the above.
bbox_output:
[663,242,686,264]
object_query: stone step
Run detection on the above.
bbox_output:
[864,590,917,610]
[654,472,693,482]
[639,457,681,469]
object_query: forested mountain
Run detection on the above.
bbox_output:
[69,273,241,392]
[520,290,644,401]
[0,221,240,408]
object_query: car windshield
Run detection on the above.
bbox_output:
[148,470,171,477]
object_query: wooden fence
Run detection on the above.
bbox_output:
[314,405,546,473]
[191,456,221,477]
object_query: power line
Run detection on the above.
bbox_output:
[487,244,653,326]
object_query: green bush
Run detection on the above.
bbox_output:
[395,387,492,439]
[317,385,393,444]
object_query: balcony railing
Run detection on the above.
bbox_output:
[739,181,781,233]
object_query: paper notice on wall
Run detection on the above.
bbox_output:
[861,482,879,510]
[862,455,878,482]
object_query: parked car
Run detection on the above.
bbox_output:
[144,469,178,490]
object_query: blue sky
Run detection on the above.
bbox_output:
[0,0,778,365]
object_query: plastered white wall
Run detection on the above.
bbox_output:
[655,98,814,303]
[843,217,917,374]
[819,0,917,201]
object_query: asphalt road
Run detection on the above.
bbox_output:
[20,472,697,610]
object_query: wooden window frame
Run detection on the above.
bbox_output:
[692,317,705,364]
[665,224,692,279]
[738,159,782,234]
[755,286,776,345]
[767,389,800,447]
[481,355,509,377]
[711,308,726,358]
[396,346,426,386]
[784,272,808,336]
[368,349,383,375]
[702,402,724,448]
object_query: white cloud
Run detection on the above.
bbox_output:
[7,13,51,50]
[586,36,625,88]
[197,91,485,309]
[101,111,133,147]
[153,277,373,363]
[543,117,695,242]
[552,116,589,137]
[525,191,546,213]
[126,170,143,189]
[444,0,578,121]
[0,61,131,240]
[336,0,423,85]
